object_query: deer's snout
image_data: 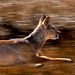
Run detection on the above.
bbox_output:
[57,30,61,34]
[55,30,60,39]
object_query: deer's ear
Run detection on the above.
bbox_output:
[43,17,50,26]
[39,14,46,24]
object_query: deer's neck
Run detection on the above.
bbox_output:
[25,25,46,51]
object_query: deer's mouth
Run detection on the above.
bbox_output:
[51,34,59,40]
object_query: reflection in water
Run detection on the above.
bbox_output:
[0,0,75,75]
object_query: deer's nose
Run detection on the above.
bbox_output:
[58,30,61,34]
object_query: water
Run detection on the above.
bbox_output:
[0,0,75,75]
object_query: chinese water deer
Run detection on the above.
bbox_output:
[0,14,72,67]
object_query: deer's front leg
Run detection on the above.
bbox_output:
[40,56,72,62]
[36,54,72,62]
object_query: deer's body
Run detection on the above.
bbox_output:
[0,22,47,66]
[0,14,72,67]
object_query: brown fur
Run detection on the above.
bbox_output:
[0,14,72,67]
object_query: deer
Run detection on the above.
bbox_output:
[0,14,72,67]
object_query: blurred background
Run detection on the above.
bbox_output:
[0,0,75,75]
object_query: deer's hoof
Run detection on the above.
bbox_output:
[69,59,73,63]
[65,58,73,63]
[34,63,43,68]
